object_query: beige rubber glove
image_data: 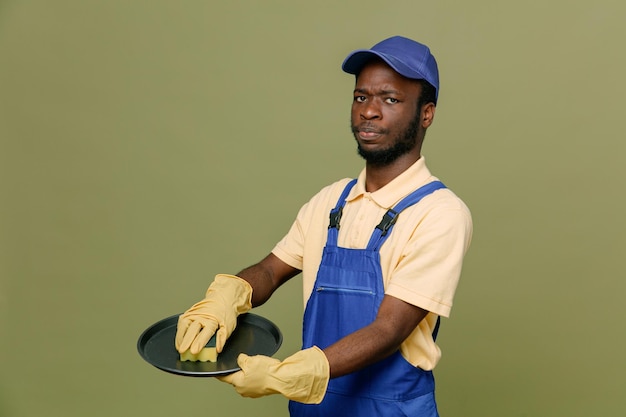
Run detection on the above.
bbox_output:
[217,346,330,404]
[175,274,252,354]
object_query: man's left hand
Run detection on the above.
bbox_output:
[217,346,329,404]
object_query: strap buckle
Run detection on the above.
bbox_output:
[375,209,398,236]
[329,207,343,229]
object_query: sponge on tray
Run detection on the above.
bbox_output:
[179,334,217,362]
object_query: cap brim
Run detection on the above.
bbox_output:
[342,50,388,74]
[342,50,428,83]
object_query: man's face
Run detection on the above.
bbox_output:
[350,60,425,166]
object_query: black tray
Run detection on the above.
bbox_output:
[137,312,282,377]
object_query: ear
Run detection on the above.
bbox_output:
[421,103,436,129]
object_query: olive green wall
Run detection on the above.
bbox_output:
[1,1,625,416]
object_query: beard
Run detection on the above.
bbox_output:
[351,112,422,167]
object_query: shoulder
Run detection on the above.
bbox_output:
[422,186,472,219]
[397,186,473,241]
[300,178,355,212]
[411,187,473,246]
[290,178,355,231]
[430,188,471,216]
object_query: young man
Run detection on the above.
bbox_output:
[175,36,473,416]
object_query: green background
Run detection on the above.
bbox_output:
[1,1,625,416]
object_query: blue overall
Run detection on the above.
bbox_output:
[289,180,447,417]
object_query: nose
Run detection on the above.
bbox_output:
[360,100,381,120]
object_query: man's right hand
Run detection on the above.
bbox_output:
[175,274,253,354]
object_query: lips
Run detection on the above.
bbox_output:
[354,124,386,141]
[358,130,381,140]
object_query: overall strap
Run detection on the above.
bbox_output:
[366,181,446,250]
[327,179,358,246]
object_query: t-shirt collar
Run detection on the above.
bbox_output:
[346,157,434,208]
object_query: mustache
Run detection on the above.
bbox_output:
[351,123,389,135]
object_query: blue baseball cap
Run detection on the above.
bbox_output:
[342,36,440,100]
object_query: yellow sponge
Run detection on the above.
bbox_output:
[179,334,217,362]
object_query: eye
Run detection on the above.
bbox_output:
[385,97,399,104]
[354,96,366,103]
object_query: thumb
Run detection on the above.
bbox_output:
[216,370,240,385]
[216,354,249,385]
[236,353,251,368]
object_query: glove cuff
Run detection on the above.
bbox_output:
[303,346,330,404]
[276,346,330,404]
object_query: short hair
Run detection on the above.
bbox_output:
[418,79,437,108]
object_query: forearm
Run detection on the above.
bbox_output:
[237,253,300,307]
[323,323,399,378]
[323,295,429,378]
